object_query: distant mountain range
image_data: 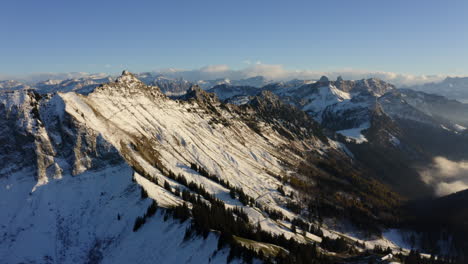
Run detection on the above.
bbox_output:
[407,76,468,103]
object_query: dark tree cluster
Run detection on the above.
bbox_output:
[162,169,221,207]
[189,162,230,188]
[189,162,257,206]
[260,205,285,221]
[403,192,468,259]
[320,236,349,253]
[309,224,324,238]
[133,216,145,232]
[230,186,255,206]
[290,152,404,238]
[133,200,159,232]
[290,217,324,238]
[371,245,392,255]
[170,187,332,264]
[291,217,309,232]
[133,161,346,263]
[145,170,333,263]
[163,180,171,191]
[277,185,286,196]
[140,187,148,199]
[395,250,464,264]
[146,200,158,217]
[285,200,302,214]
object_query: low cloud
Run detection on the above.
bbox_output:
[0,72,108,83]
[156,64,448,87]
[419,156,468,196]
[1,64,454,86]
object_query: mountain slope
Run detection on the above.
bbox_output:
[5,71,465,263]
[204,76,468,200]
[0,85,236,263]
[408,76,468,103]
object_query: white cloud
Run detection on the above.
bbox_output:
[199,64,230,73]
[0,64,457,86]
[419,156,468,196]
[435,181,468,197]
[0,72,108,83]
[155,64,450,87]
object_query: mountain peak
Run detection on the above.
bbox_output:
[91,71,164,98]
[318,76,330,83]
[115,70,141,84]
[188,84,202,92]
[183,84,220,105]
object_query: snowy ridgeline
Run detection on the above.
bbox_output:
[0,72,445,263]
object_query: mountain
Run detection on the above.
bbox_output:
[0,71,410,263]
[34,76,114,94]
[0,76,114,95]
[205,76,468,199]
[398,88,468,128]
[405,189,468,257]
[134,72,194,96]
[197,76,272,90]
[207,84,262,103]
[151,76,193,96]
[408,77,468,103]
[1,71,467,263]
[0,80,32,91]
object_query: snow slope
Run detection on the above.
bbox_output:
[0,72,444,263]
[58,72,329,241]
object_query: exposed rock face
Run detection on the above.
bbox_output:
[183,84,220,104]
[0,88,122,185]
[318,75,330,84]
[246,91,328,141]
[151,76,193,96]
[0,90,38,177]
[334,78,395,96]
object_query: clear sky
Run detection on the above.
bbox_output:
[2,0,468,76]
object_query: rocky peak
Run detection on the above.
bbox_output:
[318,76,330,84]
[248,90,283,109]
[115,70,142,84]
[183,85,220,105]
[92,71,164,98]
[246,90,327,141]
[334,78,395,96]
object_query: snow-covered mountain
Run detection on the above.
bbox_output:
[1,71,467,263]
[205,75,468,142]
[0,80,32,91]
[205,76,468,197]
[1,73,317,263]
[207,84,262,101]
[34,76,113,94]
[408,76,468,103]
[197,76,272,90]
[206,76,394,140]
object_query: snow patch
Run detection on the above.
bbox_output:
[336,123,370,144]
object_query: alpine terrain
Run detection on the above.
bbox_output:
[1,71,467,264]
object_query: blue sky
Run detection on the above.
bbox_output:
[2,0,468,77]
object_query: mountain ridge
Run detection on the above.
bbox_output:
[1,71,467,263]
